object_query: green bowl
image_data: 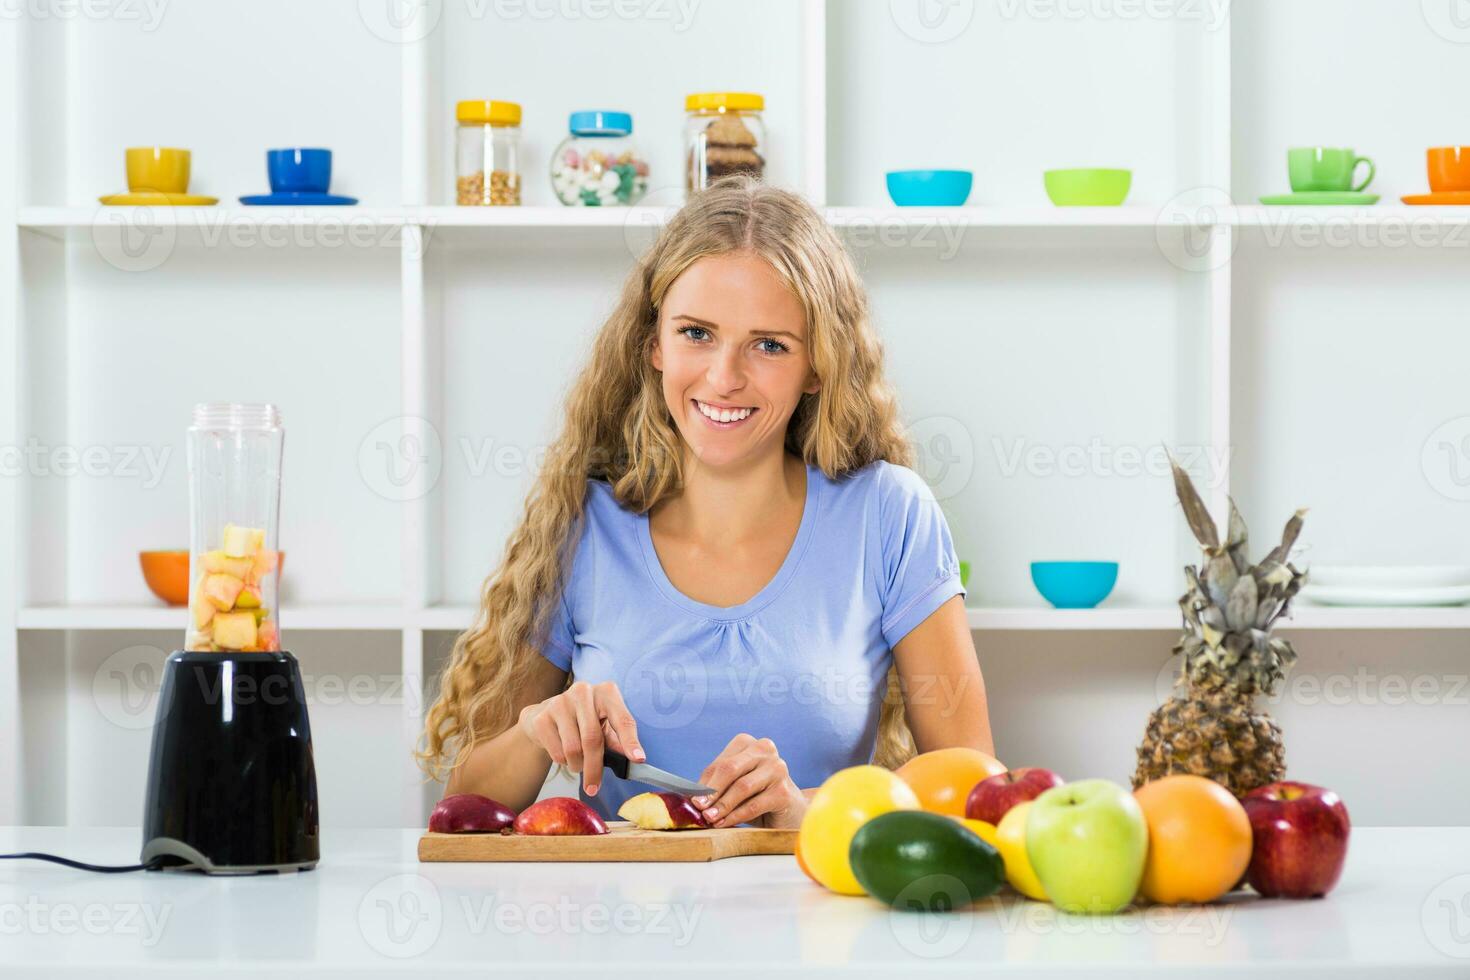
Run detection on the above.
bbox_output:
[959,560,970,588]
[1043,168,1132,206]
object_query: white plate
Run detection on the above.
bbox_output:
[1300,583,1470,607]
[1306,565,1470,588]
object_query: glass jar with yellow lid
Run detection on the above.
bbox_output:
[456,99,522,205]
[684,92,765,193]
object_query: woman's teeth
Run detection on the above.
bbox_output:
[695,400,755,424]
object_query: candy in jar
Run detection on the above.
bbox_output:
[550,110,649,206]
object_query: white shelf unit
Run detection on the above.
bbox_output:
[17,602,1470,634]
[4,0,1469,830]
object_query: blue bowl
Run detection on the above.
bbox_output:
[885,170,973,206]
[1030,561,1118,609]
[268,148,332,194]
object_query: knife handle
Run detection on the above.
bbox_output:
[603,747,631,780]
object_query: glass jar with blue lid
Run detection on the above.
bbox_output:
[550,110,650,206]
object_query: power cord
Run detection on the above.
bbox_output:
[0,852,168,873]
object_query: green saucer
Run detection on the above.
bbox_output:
[1259,191,1380,206]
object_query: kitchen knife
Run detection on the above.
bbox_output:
[602,748,715,797]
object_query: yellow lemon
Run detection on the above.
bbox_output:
[798,765,920,896]
[996,801,1049,901]
[950,816,1001,850]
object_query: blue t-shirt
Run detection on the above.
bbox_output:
[541,458,966,822]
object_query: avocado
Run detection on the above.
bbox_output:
[849,810,1005,910]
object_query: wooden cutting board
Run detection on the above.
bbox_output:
[418,821,798,863]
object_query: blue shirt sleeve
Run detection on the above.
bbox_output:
[538,497,592,673]
[878,463,967,649]
[540,582,575,672]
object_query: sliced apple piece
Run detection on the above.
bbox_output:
[256,622,279,651]
[253,548,279,577]
[429,794,518,834]
[513,797,609,836]
[191,593,216,629]
[202,550,253,579]
[235,586,261,609]
[221,524,262,558]
[617,791,710,830]
[213,610,258,650]
[203,573,245,611]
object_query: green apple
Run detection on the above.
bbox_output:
[1025,778,1147,914]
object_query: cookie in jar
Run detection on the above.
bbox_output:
[684,92,765,192]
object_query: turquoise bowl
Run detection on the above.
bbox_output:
[886,170,973,206]
[1030,561,1118,608]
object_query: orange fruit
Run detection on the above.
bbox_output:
[895,748,1007,817]
[1134,774,1252,904]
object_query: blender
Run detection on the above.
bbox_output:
[140,403,320,873]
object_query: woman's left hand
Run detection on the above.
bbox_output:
[694,734,807,829]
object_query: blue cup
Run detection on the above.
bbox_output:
[267,148,332,194]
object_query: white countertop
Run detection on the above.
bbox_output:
[2,825,1468,977]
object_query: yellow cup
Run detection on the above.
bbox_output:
[126,147,191,194]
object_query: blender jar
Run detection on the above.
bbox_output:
[185,403,284,653]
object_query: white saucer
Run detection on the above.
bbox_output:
[1300,583,1470,607]
[1307,565,1470,589]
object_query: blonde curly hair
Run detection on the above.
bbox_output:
[418,175,921,781]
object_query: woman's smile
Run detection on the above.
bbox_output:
[692,398,759,429]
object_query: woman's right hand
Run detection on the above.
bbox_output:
[517,680,645,797]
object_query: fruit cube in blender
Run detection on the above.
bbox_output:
[203,573,245,611]
[222,524,263,558]
[191,593,216,629]
[213,611,258,650]
[202,550,253,579]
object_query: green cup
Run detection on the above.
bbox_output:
[1288,147,1374,193]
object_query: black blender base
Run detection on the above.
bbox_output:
[141,649,320,875]
[141,836,317,875]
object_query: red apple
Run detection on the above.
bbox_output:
[428,793,518,834]
[617,792,710,830]
[1241,781,1350,898]
[966,767,1065,825]
[513,796,609,836]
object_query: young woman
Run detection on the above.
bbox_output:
[420,176,992,830]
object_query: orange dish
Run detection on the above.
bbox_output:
[139,550,190,605]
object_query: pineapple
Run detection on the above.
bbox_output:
[1133,455,1308,797]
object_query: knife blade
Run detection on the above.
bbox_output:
[602,748,715,797]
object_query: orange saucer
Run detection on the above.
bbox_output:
[1401,192,1470,205]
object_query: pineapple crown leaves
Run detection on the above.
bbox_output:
[1165,450,1307,696]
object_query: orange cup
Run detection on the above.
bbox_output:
[1427,147,1470,193]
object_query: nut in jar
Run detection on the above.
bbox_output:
[457,170,521,206]
[456,99,522,206]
